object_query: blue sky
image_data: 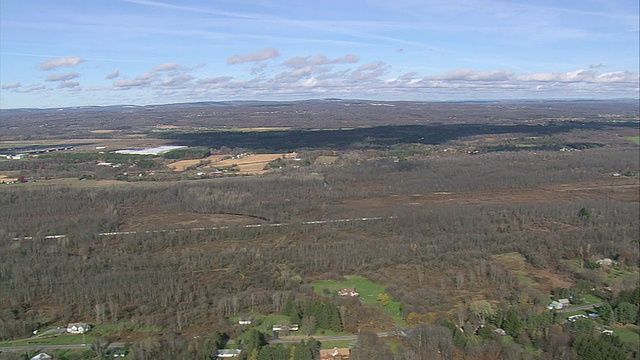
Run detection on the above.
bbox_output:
[1,0,638,108]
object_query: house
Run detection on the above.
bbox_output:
[547,301,564,310]
[107,349,129,358]
[272,324,299,331]
[320,347,351,360]
[596,258,613,266]
[601,329,614,335]
[494,328,507,336]
[567,314,588,322]
[216,349,243,358]
[66,323,91,334]
[558,299,570,307]
[30,354,52,360]
[338,288,359,297]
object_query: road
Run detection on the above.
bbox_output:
[95,216,395,237]
[0,332,401,353]
[12,216,396,240]
[269,331,397,344]
[558,303,604,313]
[0,342,125,353]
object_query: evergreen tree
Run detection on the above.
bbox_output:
[597,303,615,325]
[502,309,522,337]
[615,302,638,324]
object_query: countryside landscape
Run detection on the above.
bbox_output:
[0,99,638,359]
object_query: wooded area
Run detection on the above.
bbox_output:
[0,100,638,359]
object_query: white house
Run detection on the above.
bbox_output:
[66,323,90,334]
[338,288,360,297]
[272,324,299,331]
[216,349,242,358]
[30,353,52,360]
[547,301,564,310]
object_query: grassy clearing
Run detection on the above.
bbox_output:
[312,275,404,324]
[611,325,639,348]
[584,294,603,304]
[2,334,98,347]
[623,136,640,143]
[93,322,162,336]
[319,340,355,349]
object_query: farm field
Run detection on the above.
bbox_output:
[168,152,298,174]
[207,153,298,174]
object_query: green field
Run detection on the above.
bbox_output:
[1,333,98,347]
[623,136,640,143]
[612,325,639,348]
[319,340,356,349]
[312,275,404,324]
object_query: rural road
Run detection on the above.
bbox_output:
[270,331,397,344]
[0,342,126,353]
[13,216,396,241]
[558,303,604,313]
[0,332,400,353]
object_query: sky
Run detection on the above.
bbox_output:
[0,0,638,109]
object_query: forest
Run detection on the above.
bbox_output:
[0,100,638,360]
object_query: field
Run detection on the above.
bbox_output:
[168,153,297,174]
[312,275,404,324]
[209,153,297,174]
[612,325,640,349]
[167,154,228,171]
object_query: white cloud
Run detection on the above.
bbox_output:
[595,71,639,83]
[283,54,360,69]
[58,80,80,89]
[160,74,194,87]
[429,68,514,81]
[516,69,639,83]
[105,70,120,79]
[45,73,80,82]
[153,62,186,71]
[197,76,233,84]
[348,62,391,82]
[1,82,21,90]
[113,71,158,89]
[40,57,84,71]
[227,48,279,65]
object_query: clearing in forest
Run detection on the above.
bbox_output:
[312,275,404,324]
[492,252,573,293]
